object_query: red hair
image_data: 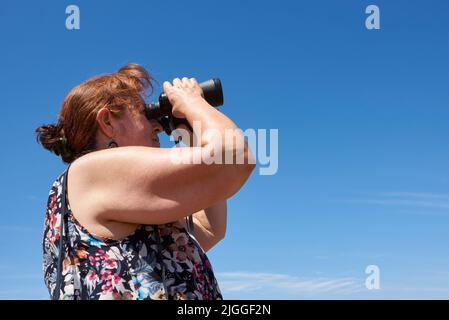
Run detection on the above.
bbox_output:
[36,63,154,163]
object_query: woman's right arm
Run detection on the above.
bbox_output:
[68,78,256,225]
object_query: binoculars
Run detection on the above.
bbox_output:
[145,78,224,135]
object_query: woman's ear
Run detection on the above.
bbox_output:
[96,107,114,138]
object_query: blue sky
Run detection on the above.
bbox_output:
[0,0,448,299]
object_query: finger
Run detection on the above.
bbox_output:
[173,78,182,88]
[186,77,196,88]
[182,77,192,88]
[190,77,201,90]
[163,81,173,92]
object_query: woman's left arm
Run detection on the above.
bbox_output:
[174,125,227,252]
[179,200,227,252]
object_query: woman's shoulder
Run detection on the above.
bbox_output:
[66,148,135,186]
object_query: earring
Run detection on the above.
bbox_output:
[108,139,118,148]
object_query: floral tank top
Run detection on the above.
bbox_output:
[42,168,223,300]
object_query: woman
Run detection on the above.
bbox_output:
[36,64,255,300]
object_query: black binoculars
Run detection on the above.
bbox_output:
[145,78,224,135]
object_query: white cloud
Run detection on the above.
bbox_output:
[337,191,449,213]
[215,271,363,296]
[344,198,449,209]
[381,192,449,200]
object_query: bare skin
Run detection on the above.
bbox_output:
[67,77,255,252]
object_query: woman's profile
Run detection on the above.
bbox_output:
[36,64,255,300]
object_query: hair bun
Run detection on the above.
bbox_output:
[35,123,66,156]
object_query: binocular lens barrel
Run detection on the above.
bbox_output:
[145,78,224,120]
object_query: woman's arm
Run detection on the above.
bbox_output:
[180,200,227,252]
[68,79,255,227]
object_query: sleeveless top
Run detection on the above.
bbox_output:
[42,168,223,300]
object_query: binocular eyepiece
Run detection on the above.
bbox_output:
[145,78,224,135]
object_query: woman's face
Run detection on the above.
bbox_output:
[112,104,163,148]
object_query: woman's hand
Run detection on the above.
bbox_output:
[163,77,207,119]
